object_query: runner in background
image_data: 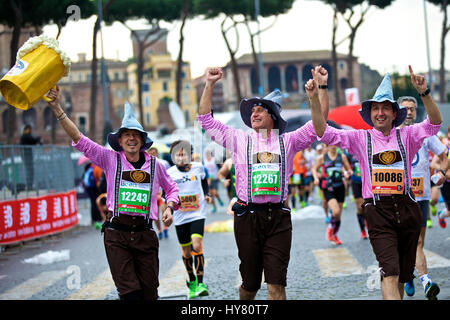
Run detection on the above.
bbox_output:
[303,146,317,205]
[346,151,367,239]
[312,144,352,245]
[204,150,223,213]
[167,140,213,299]
[398,95,447,299]
[217,158,237,215]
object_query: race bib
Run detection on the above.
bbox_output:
[179,193,200,212]
[118,170,150,214]
[251,163,280,196]
[411,176,424,197]
[371,168,404,194]
[371,150,405,195]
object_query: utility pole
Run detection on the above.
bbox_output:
[255,0,264,96]
[423,0,433,91]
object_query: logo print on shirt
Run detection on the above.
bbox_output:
[379,151,396,165]
[130,170,146,183]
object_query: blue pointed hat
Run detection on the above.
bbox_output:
[239,89,287,134]
[107,101,153,151]
[359,73,407,127]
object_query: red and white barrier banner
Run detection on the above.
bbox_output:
[0,190,78,245]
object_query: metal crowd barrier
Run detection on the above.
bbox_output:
[0,145,76,201]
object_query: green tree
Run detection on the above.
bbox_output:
[104,0,181,130]
[427,0,450,103]
[320,0,394,106]
[0,0,95,143]
[194,0,294,104]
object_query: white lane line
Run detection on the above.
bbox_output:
[0,270,66,300]
[313,247,365,277]
[66,268,116,300]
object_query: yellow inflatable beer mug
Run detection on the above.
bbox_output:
[0,34,71,110]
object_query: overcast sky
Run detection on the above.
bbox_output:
[42,0,448,79]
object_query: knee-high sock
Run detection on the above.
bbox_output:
[182,256,196,282]
[193,253,205,283]
[357,213,365,232]
[330,216,341,235]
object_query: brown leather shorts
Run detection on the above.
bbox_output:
[233,202,292,292]
[363,192,421,283]
[103,213,159,299]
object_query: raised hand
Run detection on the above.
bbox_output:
[409,65,427,94]
[47,85,60,109]
[205,67,223,84]
[311,65,328,86]
[304,78,319,99]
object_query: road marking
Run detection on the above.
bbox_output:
[66,268,115,300]
[424,249,450,269]
[0,270,66,300]
[313,247,365,277]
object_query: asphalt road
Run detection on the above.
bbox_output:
[1,187,450,301]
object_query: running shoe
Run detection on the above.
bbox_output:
[360,230,368,240]
[158,231,163,240]
[186,277,198,299]
[218,198,224,206]
[326,226,333,241]
[163,228,169,238]
[300,201,306,208]
[291,208,297,214]
[438,211,447,229]
[94,221,103,230]
[324,215,330,224]
[430,203,437,216]
[426,219,433,228]
[404,280,415,297]
[196,282,209,297]
[330,234,342,245]
[211,206,217,214]
[342,202,347,209]
[424,282,440,300]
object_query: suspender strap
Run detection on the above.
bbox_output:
[279,135,286,203]
[147,156,156,223]
[396,128,409,194]
[246,134,253,203]
[113,153,122,218]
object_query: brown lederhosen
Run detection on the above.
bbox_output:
[103,212,159,299]
[233,201,292,292]
[363,191,422,283]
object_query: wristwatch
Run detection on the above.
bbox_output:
[318,84,328,89]
[419,88,430,97]
[438,169,446,176]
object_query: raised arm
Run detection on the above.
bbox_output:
[47,86,81,143]
[199,67,223,115]
[312,65,330,120]
[305,78,326,137]
[409,65,442,125]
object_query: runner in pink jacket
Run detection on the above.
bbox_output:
[46,87,178,300]
[311,66,442,300]
[198,66,328,300]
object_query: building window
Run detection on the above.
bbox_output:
[340,77,348,90]
[146,113,150,125]
[268,66,281,92]
[22,109,37,127]
[114,72,120,80]
[163,81,168,91]
[302,64,314,88]
[78,115,87,134]
[86,73,91,82]
[285,65,298,93]
[145,96,150,107]
[158,69,171,79]
[142,83,149,92]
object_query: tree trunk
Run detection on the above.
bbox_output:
[439,1,449,103]
[221,17,242,107]
[6,0,22,144]
[347,32,355,88]
[331,9,341,107]
[137,41,145,127]
[176,0,189,108]
[89,18,100,141]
